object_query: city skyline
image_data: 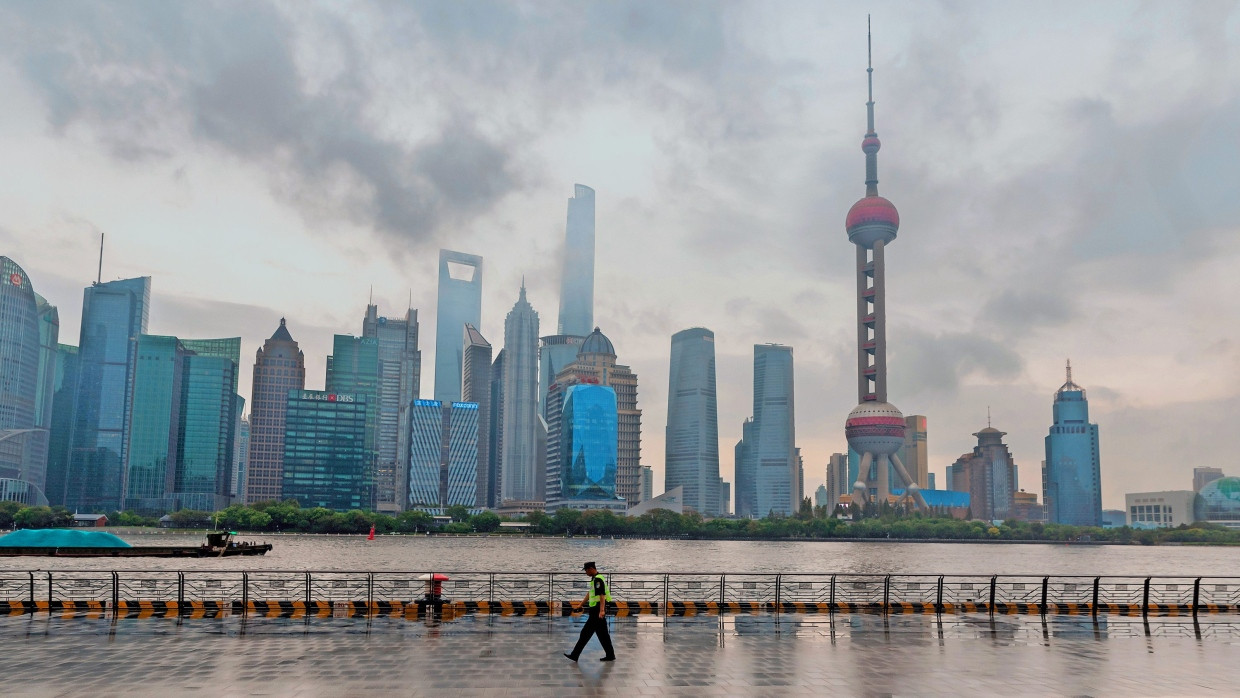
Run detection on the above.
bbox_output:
[2,4,1237,509]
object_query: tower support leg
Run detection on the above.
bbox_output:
[852,452,873,506]
[889,452,928,511]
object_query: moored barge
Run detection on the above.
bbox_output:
[0,529,272,557]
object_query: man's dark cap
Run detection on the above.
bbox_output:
[582,561,596,571]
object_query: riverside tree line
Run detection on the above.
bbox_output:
[2,499,1239,545]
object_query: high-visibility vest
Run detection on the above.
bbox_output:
[587,574,612,607]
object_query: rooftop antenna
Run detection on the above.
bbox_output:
[96,232,104,285]
[987,406,992,428]
[1066,358,1073,384]
[368,284,373,306]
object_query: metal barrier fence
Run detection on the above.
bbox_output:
[1,571,1238,614]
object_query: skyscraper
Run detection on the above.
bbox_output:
[34,294,59,483]
[487,350,505,508]
[545,328,641,506]
[363,304,420,514]
[327,334,380,509]
[124,335,241,513]
[899,415,929,493]
[245,319,305,504]
[826,452,849,509]
[434,250,482,403]
[173,339,241,512]
[843,25,927,510]
[408,399,478,509]
[665,328,721,516]
[462,323,492,508]
[558,184,596,337]
[1194,467,1224,493]
[734,418,756,518]
[124,335,189,512]
[0,258,53,504]
[641,465,653,502]
[539,184,598,413]
[65,275,150,512]
[45,344,78,506]
[282,390,369,511]
[545,381,625,512]
[234,416,249,503]
[948,424,1018,521]
[737,344,797,518]
[1043,361,1102,526]
[501,284,540,504]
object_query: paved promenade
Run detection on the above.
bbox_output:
[2,611,1238,696]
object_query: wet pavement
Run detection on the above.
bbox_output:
[2,611,1239,696]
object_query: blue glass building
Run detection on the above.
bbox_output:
[65,276,150,512]
[735,345,797,518]
[557,184,595,337]
[560,384,618,502]
[1043,362,1102,526]
[327,334,380,509]
[44,344,79,505]
[0,258,52,504]
[282,390,369,511]
[665,328,720,515]
[433,250,482,403]
[175,339,241,511]
[124,335,188,512]
[408,399,478,509]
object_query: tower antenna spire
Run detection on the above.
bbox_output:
[96,232,104,285]
[987,406,992,428]
[863,16,880,196]
[1066,358,1073,384]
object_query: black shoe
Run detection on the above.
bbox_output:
[600,656,616,662]
[563,653,577,662]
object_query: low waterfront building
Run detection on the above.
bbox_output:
[627,486,684,516]
[1125,490,1195,529]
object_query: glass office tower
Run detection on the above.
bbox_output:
[560,384,619,501]
[736,345,796,518]
[664,328,720,516]
[362,305,420,514]
[44,344,79,505]
[0,258,52,504]
[282,390,369,511]
[327,334,380,509]
[408,399,479,509]
[66,276,150,512]
[1043,362,1102,526]
[557,184,596,337]
[433,250,483,402]
[124,335,188,512]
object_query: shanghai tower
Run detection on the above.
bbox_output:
[843,22,926,510]
[557,184,595,336]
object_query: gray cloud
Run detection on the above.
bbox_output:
[893,327,1025,399]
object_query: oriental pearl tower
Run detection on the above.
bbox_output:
[845,21,927,511]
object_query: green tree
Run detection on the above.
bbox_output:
[396,510,434,533]
[0,500,24,529]
[472,511,501,532]
[445,505,470,523]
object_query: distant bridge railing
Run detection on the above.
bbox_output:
[1,571,1237,615]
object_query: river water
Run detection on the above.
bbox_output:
[1,532,1237,576]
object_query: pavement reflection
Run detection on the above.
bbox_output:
[2,612,1239,696]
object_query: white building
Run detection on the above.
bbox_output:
[1125,490,1194,529]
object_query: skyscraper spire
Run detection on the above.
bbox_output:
[1066,358,1073,384]
[863,15,882,197]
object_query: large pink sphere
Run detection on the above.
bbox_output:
[845,401,906,455]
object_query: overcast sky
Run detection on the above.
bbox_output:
[3,1,1238,509]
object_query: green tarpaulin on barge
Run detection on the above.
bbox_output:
[0,529,132,548]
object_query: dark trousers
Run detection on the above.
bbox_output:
[569,611,614,659]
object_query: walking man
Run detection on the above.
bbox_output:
[563,561,616,662]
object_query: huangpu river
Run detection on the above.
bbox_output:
[1,532,1237,575]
